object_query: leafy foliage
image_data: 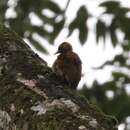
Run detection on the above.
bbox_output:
[2,0,66,53]
[68,6,89,44]
[1,0,91,52]
[97,1,130,46]
[96,20,107,43]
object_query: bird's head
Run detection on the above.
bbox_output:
[55,42,73,54]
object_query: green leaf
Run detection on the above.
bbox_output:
[8,18,27,37]
[32,25,50,39]
[100,1,129,18]
[96,20,107,43]
[100,1,120,8]
[110,31,117,47]
[0,0,7,23]
[100,1,120,14]
[122,41,130,51]
[109,18,118,47]
[114,55,126,64]
[112,72,130,83]
[92,54,126,69]
[44,1,62,14]
[117,7,130,16]
[119,17,130,41]
[68,18,77,36]
[29,36,48,54]
[68,6,89,44]
[77,6,89,22]
[36,12,55,25]
[49,17,65,43]
[18,0,44,12]
[79,25,88,44]
[101,81,117,91]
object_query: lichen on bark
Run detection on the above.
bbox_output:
[0,25,118,130]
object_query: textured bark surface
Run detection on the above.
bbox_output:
[0,25,118,130]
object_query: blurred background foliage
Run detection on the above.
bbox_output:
[0,0,130,129]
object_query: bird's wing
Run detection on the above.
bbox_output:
[70,53,82,65]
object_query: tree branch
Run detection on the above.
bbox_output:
[0,25,117,130]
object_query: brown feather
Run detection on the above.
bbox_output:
[52,42,82,89]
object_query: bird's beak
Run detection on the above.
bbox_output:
[54,51,59,55]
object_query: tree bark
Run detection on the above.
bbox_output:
[0,25,118,130]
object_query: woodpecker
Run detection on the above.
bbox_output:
[52,42,82,89]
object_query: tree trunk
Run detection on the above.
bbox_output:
[0,25,117,130]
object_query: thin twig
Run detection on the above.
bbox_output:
[64,0,71,13]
